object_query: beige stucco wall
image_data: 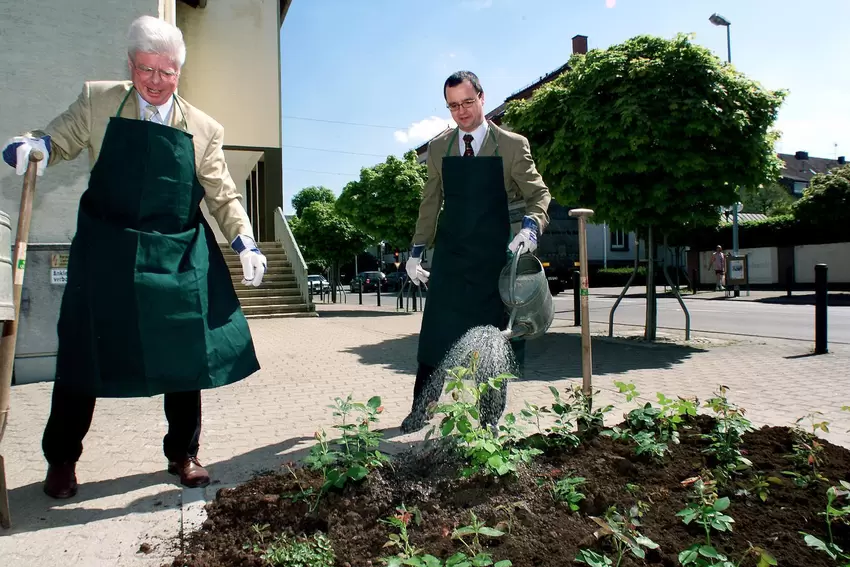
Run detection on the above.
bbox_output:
[176,0,281,149]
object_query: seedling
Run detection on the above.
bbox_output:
[551,472,587,512]
[801,480,850,563]
[677,476,734,547]
[783,412,830,489]
[701,386,753,481]
[590,505,659,566]
[735,473,783,503]
[303,395,391,511]
[575,549,613,566]
[494,500,532,535]
[429,358,540,478]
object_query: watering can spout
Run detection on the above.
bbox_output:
[501,323,530,340]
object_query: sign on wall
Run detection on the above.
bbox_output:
[50,253,69,285]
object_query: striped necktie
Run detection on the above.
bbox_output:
[144,104,161,124]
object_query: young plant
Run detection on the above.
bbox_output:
[676,475,737,565]
[429,359,540,478]
[244,526,335,567]
[493,501,532,535]
[519,400,551,436]
[303,395,391,510]
[380,504,430,565]
[801,480,850,563]
[549,472,587,512]
[782,412,830,489]
[575,549,613,567]
[590,506,659,567]
[452,512,511,562]
[734,473,783,503]
[701,386,753,481]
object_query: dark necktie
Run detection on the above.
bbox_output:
[463,134,474,157]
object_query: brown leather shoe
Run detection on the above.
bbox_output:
[44,462,78,499]
[167,456,210,488]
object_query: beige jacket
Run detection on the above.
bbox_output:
[34,80,253,243]
[412,121,551,247]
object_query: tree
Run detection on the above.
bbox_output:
[292,201,374,294]
[336,150,426,249]
[742,183,793,216]
[291,186,336,218]
[504,33,786,339]
[792,164,850,225]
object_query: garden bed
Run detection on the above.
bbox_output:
[169,380,850,567]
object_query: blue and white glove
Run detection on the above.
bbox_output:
[231,234,267,287]
[405,244,430,286]
[2,135,51,176]
[508,216,538,255]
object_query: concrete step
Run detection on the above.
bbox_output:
[225,258,292,270]
[231,273,296,283]
[241,303,313,316]
[238,295,306,307]
[233,287,302,298]
[245,311,318,319]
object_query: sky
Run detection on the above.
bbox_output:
[279,0,850,214]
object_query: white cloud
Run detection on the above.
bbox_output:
[606,0,616,8]
[460,0,493,11]
[394,116,456,145]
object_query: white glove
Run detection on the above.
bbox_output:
[405,247,430,286]
[231,234,267,287]
[2,136,49,176]
[508,216,539,255]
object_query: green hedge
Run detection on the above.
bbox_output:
[688,214,847,251]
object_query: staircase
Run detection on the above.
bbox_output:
[218,241,314,318]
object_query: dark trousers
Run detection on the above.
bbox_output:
[41,380,202,465]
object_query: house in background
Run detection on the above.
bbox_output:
[778,151,845,197]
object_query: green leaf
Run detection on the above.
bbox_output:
[802,533,837,559]
[494,561,513,567]
[346,464,369,481]
[442,418,456,437]
[367,396,382,409]
[699,545,721,559]
[678,548,699,565]
[713,497,730,511]
[478,526,506,537]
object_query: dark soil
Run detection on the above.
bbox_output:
[170,416,850,567]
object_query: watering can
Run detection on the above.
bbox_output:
[499,242,555,340]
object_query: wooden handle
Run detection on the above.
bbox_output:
[29,150,44,162]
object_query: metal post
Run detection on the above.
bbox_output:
[572,271,580,327]
[815,264,828,355]
[645,227,656,341]
[786,266,793,297]
[726,25,731,63]
[376,279,381,307]
[732,205,740,297]
[569,208,594,397]
[358,280,363,305]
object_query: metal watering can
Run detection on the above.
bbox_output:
[498,242,554,340]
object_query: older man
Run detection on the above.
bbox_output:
[401,71,551,433]
[1,15,266,498]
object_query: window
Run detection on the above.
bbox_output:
[610,229,628,251]
[793,181,808,196]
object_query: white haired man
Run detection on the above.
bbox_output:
[1,15,266,498]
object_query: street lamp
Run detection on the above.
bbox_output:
[709,13,731,63]
[710,13,740,296]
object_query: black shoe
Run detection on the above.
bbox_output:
[44,462,78,499]
[400,412,427,434]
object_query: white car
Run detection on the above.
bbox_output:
[307,275,331,294]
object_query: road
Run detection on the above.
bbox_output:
[322,288,850,345]
[553,294,850,344]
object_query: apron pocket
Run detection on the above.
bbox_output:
[135,268,209,386]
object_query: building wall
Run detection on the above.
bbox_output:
[0,0,160,243]
[176,0,282,242]
[795,243,850,284]
[586,223,638,266]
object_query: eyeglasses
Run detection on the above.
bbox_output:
[446,96,480,112]
[132,63,179,80]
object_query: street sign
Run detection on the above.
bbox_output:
[726,255,748,286]
[394,262,400,269]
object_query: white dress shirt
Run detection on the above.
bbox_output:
[457,120,489,156]
[135,91,174,125]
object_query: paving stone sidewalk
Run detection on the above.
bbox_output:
[0,303,847,566]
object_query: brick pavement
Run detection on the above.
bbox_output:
[0,303,847,566]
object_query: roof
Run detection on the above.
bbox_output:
[719,212,768,224]
[778,152,844,184]
[177,0,293,24]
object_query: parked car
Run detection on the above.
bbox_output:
[349,271,386,292]
[384,271,407,292]
[307,274,331,294]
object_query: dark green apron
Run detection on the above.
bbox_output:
[54,89,260,398]
[417,127,511,368]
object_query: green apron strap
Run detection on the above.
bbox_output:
[116,87,135,117]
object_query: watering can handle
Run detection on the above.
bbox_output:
[508,240,524,306]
